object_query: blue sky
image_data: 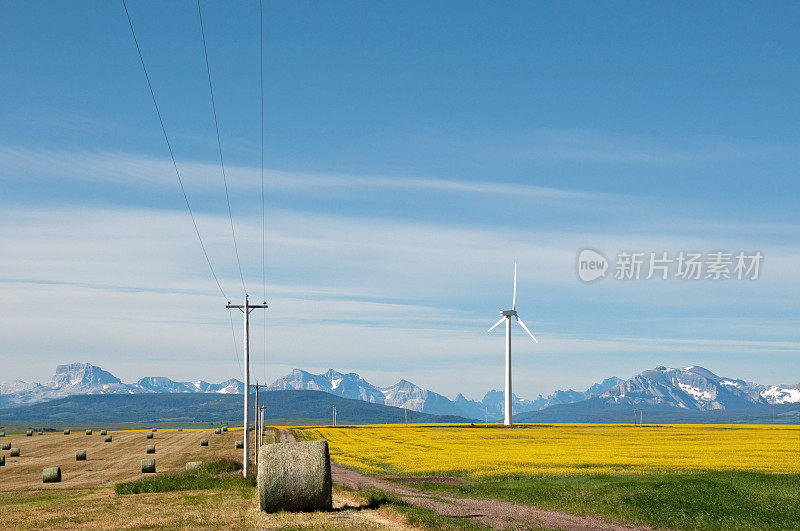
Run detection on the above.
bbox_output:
[2,1,799,398]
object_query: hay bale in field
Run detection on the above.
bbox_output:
[222,427,228,432]
[76,449,87,461]
[257,440,332,513]
[0,455,5,466]
[186,461,202,471]
[104,435,112,443]
[177,428,183,432]
[146,432,153,439]
[141,459,155,473]
[146,445,155,454]
[214,428,221,434]
[151,428,157,432]
[200,439,208,447]
[100,430,107,436]
[26,429,33,436]
[43,466,61,483]
[10,448,20,457]
[0,431,4,437]
[235,441,243,449]
[64,429,70,435]
[2,442,10,450]
[85,429,92,435]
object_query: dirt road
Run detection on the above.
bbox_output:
[280,429,650,531]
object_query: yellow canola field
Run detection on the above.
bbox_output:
[298,423,800,477]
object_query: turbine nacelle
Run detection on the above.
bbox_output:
[501,310,517,317]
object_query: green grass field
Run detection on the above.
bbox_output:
[412,471,800,530]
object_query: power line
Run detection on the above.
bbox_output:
[259,0,268,387]
[196,0,247,295]
[122,0,228,301]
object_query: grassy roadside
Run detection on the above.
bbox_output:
[410,471,800,530]
[355,487,489,530]
[114,459,254,495]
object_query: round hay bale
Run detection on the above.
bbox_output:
[100,430,107,436]
[222,427,228,432]
[10,448,20,457]
[43,466,61,483]
[200,439,208,447]
[37,431,43,436]
[214,428,221,434]
[257,440,332,513]
[141,459,156,474]
[235,441,243,449]
[76,449,87,461]
[0,455,5,466]
[146,445,155,454]
[64,429,71,435]
[177,428,183,432]
[85,429,92,435]
[104,435,112,443]
[0,431,5,437]
[146,432,153,439]
[186,461,203,471]
[26,429,33,436]
[151,428,157,433]
[2,442,10,450]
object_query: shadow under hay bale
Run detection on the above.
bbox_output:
[76,449,87,461]
[146,445,155,454]
[257,440,332,513]
[200,439,208,447]
[146,433,153,439]
[186,461,202,471]
[10,448,20,457]
[43,466,61,483]
[141,459,156,473]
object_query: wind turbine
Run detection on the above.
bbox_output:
[487,263,538,427]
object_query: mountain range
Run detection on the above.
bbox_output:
[2,363,798,422]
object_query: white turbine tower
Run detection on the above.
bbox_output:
[487,263,538,427]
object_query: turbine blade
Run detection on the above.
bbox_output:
[487,317,505,333]
[516,317,539,344]
[512,263,517,310]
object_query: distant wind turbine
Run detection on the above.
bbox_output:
[487,263,538,427]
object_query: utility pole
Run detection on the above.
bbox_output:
[485,405,488,427]
[404,406,407,427]
[332,405,337,426]
[259,405,265,448]
[227,294,267,478]
[252,381,260,467]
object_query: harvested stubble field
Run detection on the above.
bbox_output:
[0,427,422,530]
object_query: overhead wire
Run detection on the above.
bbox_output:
[259,0,268,387]
[196,0,248,296]
[122,0,228,302]
[122,0,242,372]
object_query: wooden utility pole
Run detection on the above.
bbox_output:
[251,381,260,466]
[227,295,267,478]
[259,406,265,448]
